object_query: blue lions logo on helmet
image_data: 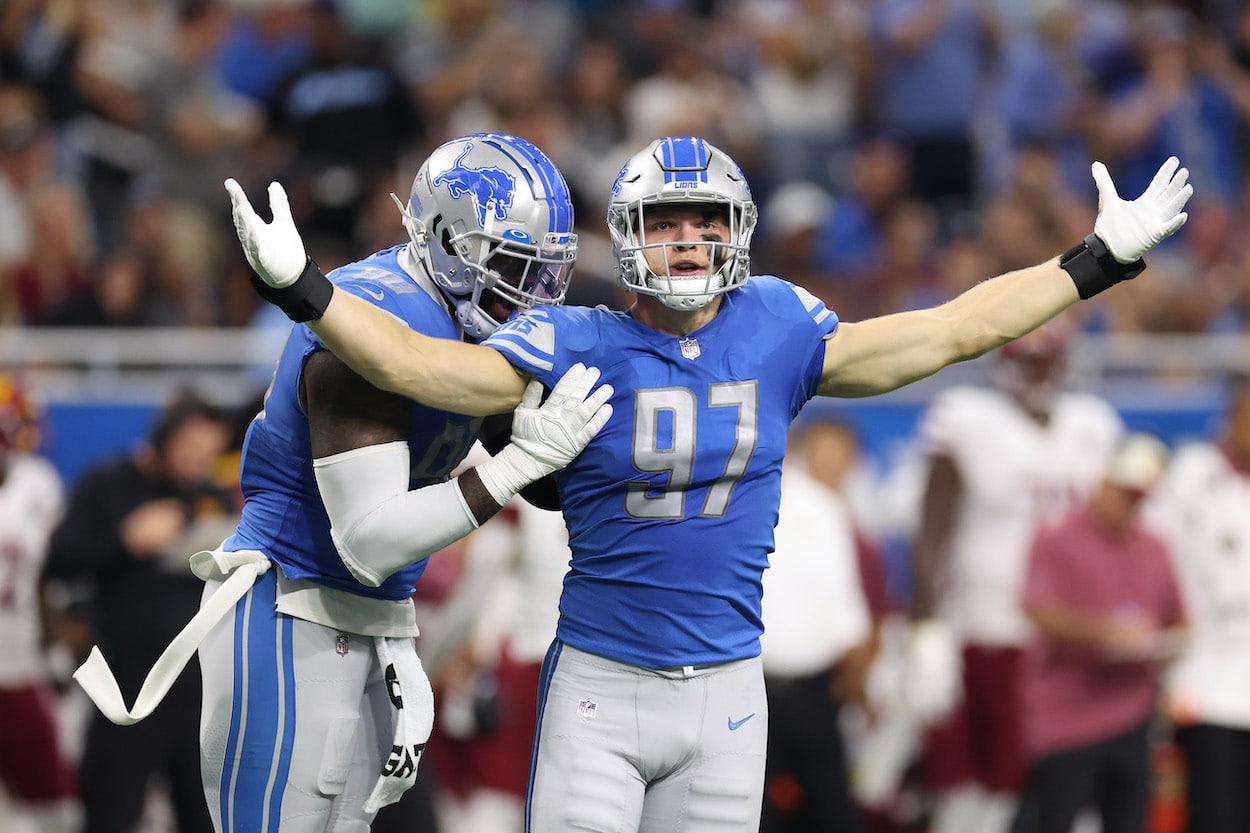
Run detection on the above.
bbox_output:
[610,163,630,199]
[432,142,517,226]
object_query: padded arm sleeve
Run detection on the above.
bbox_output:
[313,442,479,587]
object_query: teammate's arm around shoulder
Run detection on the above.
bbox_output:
[816,157,1192,399]
[225,177,525,416]
[319,290,525,416]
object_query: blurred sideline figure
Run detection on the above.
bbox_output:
[1016,433,1185,833]
[1150,376,1250,833]
[419,478,570,833]
[0,374,80,833]
[908,321,1125,833]
[44,389,235,833]
[759,418,886,833]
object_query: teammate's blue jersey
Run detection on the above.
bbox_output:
[226,246,481,601]
[484,276,838,667]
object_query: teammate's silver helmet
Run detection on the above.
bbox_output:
[607,136,757,311]
[396,133,578,339]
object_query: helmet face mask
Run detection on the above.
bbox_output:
[397,133,577,339]
[608,136,757,311]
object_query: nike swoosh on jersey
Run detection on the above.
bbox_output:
[727,713,755,731]
[361,287,385,301]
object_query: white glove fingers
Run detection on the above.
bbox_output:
[1162,162,1189,196]
[1090,161,1118,204]
[225,179,260,228]
[224,177,245,206]
[1160,212,1188,239]
[576,382,615,420]
[582,401,614,437]
[1163,183,1193,219]
[1161,172,1192,213]
[1146,156,1181,198]
[267,181,294,227]
[548,363,597,408]
[518,378,543,410]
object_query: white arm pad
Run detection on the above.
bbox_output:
[313,442,479,588]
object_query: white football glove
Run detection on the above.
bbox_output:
[476,363,614,505]
[224,178,308,288]
[901,619,963,724]
[1092,156,1192,264]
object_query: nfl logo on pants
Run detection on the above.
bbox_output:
[577,698,597,720]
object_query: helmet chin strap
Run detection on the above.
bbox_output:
[450,293,498,342]
[652,278,719,311]
[643,258,729,312]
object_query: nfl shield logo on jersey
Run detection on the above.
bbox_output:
[679,338,701,360]
[335,633,349,656]
[577,698,598,720]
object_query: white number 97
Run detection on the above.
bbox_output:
[626,382,758,519]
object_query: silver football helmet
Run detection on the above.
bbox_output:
[395,133,578,339]
[607,136,757,311]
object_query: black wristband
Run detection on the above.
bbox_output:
[1059,233,1147,300]
[249,257,334,322]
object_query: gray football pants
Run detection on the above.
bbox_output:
[198,573,425,833]
[526,642,768,833]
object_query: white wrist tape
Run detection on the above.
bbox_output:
[474,442,545,507]
[314,442,479,587]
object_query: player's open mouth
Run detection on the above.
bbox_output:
[668,259,706,274]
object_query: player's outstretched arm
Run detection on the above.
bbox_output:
[818,157,1192,398]
[225,178,525,416]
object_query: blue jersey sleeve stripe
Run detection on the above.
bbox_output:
[785,283,838,330]
[485,337,555,374]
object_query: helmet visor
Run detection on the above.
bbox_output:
[486,251,570,306]
[469,231,576,311]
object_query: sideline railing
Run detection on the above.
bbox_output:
[4,327,1249,407]
[1,326,292,406]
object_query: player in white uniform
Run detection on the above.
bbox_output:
[1148,378,1250,833]
[0,375,80,833]
[230,137,1191,833]
[909,324,1124,833]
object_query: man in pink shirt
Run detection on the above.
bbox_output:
[1016,433,1186,833]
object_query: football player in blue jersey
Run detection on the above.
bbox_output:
[228,136,1191,833]
[140,134,611,833]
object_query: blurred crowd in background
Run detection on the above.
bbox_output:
[2,0,1250,335]
[6,1,1250,832]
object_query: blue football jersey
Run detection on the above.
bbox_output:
[484,276,838,667]
[226,246,481,601]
